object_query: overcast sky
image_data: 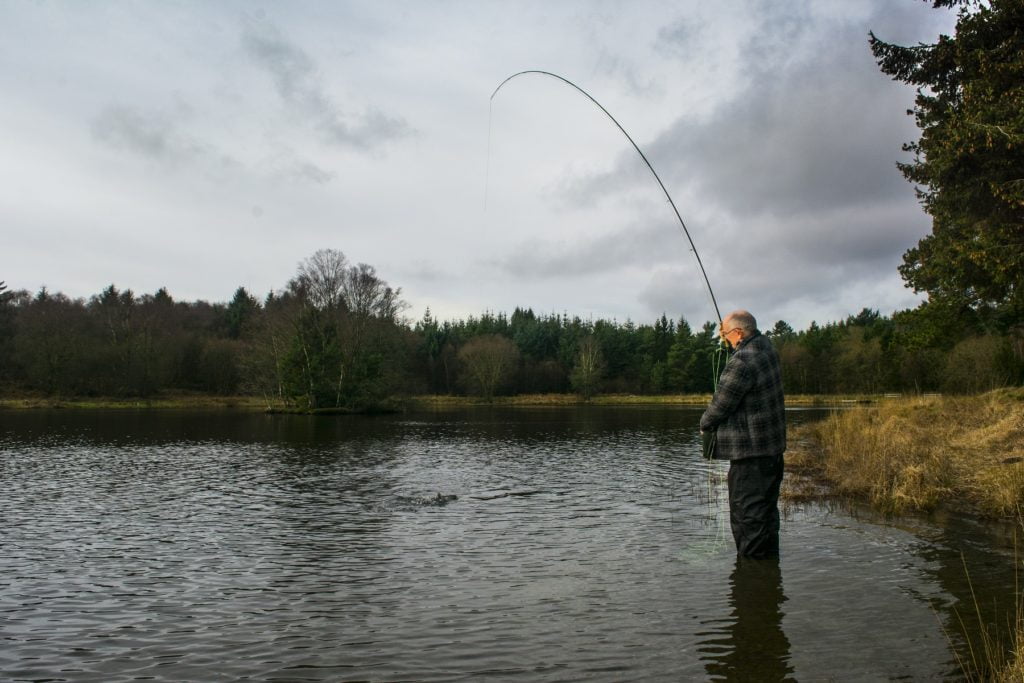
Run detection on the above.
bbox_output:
[1,0,957,330]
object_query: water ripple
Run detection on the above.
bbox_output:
[0,408,1011,681]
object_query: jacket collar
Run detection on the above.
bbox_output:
[736,329,761,350]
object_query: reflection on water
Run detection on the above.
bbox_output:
[0,407,1017,681]
[702,558,794,682]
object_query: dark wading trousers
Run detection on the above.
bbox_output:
[727,453,784,557]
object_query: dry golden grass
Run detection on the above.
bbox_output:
[1003,640,1024,683]
[999,616,1024,683]
[785,388,1024,518]
[410,393,715,407]
[410,392,880,408]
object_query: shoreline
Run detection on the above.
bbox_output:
[0,391,895,411]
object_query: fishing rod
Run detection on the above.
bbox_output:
[491,72,730,540]
[490,69,723,326]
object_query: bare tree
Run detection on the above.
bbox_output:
[295,249,349,311]
[458,334,519,401]
[570,335,604,400]
[344,262,404,321]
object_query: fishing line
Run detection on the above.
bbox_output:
[690,340,731,560]
[489,70,723,327]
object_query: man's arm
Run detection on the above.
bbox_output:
[700,358,752,431]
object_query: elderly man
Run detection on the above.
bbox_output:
[700,310,786,557]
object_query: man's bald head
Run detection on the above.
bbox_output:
[724,310,757,335]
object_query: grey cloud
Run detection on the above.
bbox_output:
[636,245,905,328]
[240,25,315,101]
[731,242,899,302]
[723,201,928,272]
[92,106,174,158]
[291,161,335,184]
[92,103,336,188]
[654,17,702,59]
[791,208,923,264]
[594,50,661,98]
[637,270,718,325]
[495,220,682,278]
[242,22,413,150]
[90,104,230,169]
[402,261,448,283]
[635,199,927,326]
[646,57,910,219]
[741,2,815,78]
[318,107,411,150]
[573,7,919,222]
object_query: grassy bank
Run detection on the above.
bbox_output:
[0,394,270,411]
[410,393,878,408]
[408,393,711,407]
[784,388,1024,518]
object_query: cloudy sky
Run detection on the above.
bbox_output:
[1,0,957,330]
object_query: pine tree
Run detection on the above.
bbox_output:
[871,0,1024,327]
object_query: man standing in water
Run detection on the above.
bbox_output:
[700,310,786,557]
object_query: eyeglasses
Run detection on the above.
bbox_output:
[719,326,740,336]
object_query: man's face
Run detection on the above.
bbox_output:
[719,319,741,348]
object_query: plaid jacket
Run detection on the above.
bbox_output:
[700,331,786,460]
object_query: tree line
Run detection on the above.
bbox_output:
[2,2,1020,407]
[1,251,1020,409]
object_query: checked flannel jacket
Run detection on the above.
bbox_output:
[699,331,786,460]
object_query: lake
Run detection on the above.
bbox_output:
[0,407,1017,681]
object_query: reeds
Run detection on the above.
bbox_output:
[999,575,1024,682]
[999,514,1024,683]
[951,549,1023,682]
[1003,618,1024,682]
[951,518,1024,683]
[786,390,1024,679]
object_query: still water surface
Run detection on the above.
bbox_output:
[0,407,1017,681]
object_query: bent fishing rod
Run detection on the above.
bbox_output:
[490,69,723,326]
